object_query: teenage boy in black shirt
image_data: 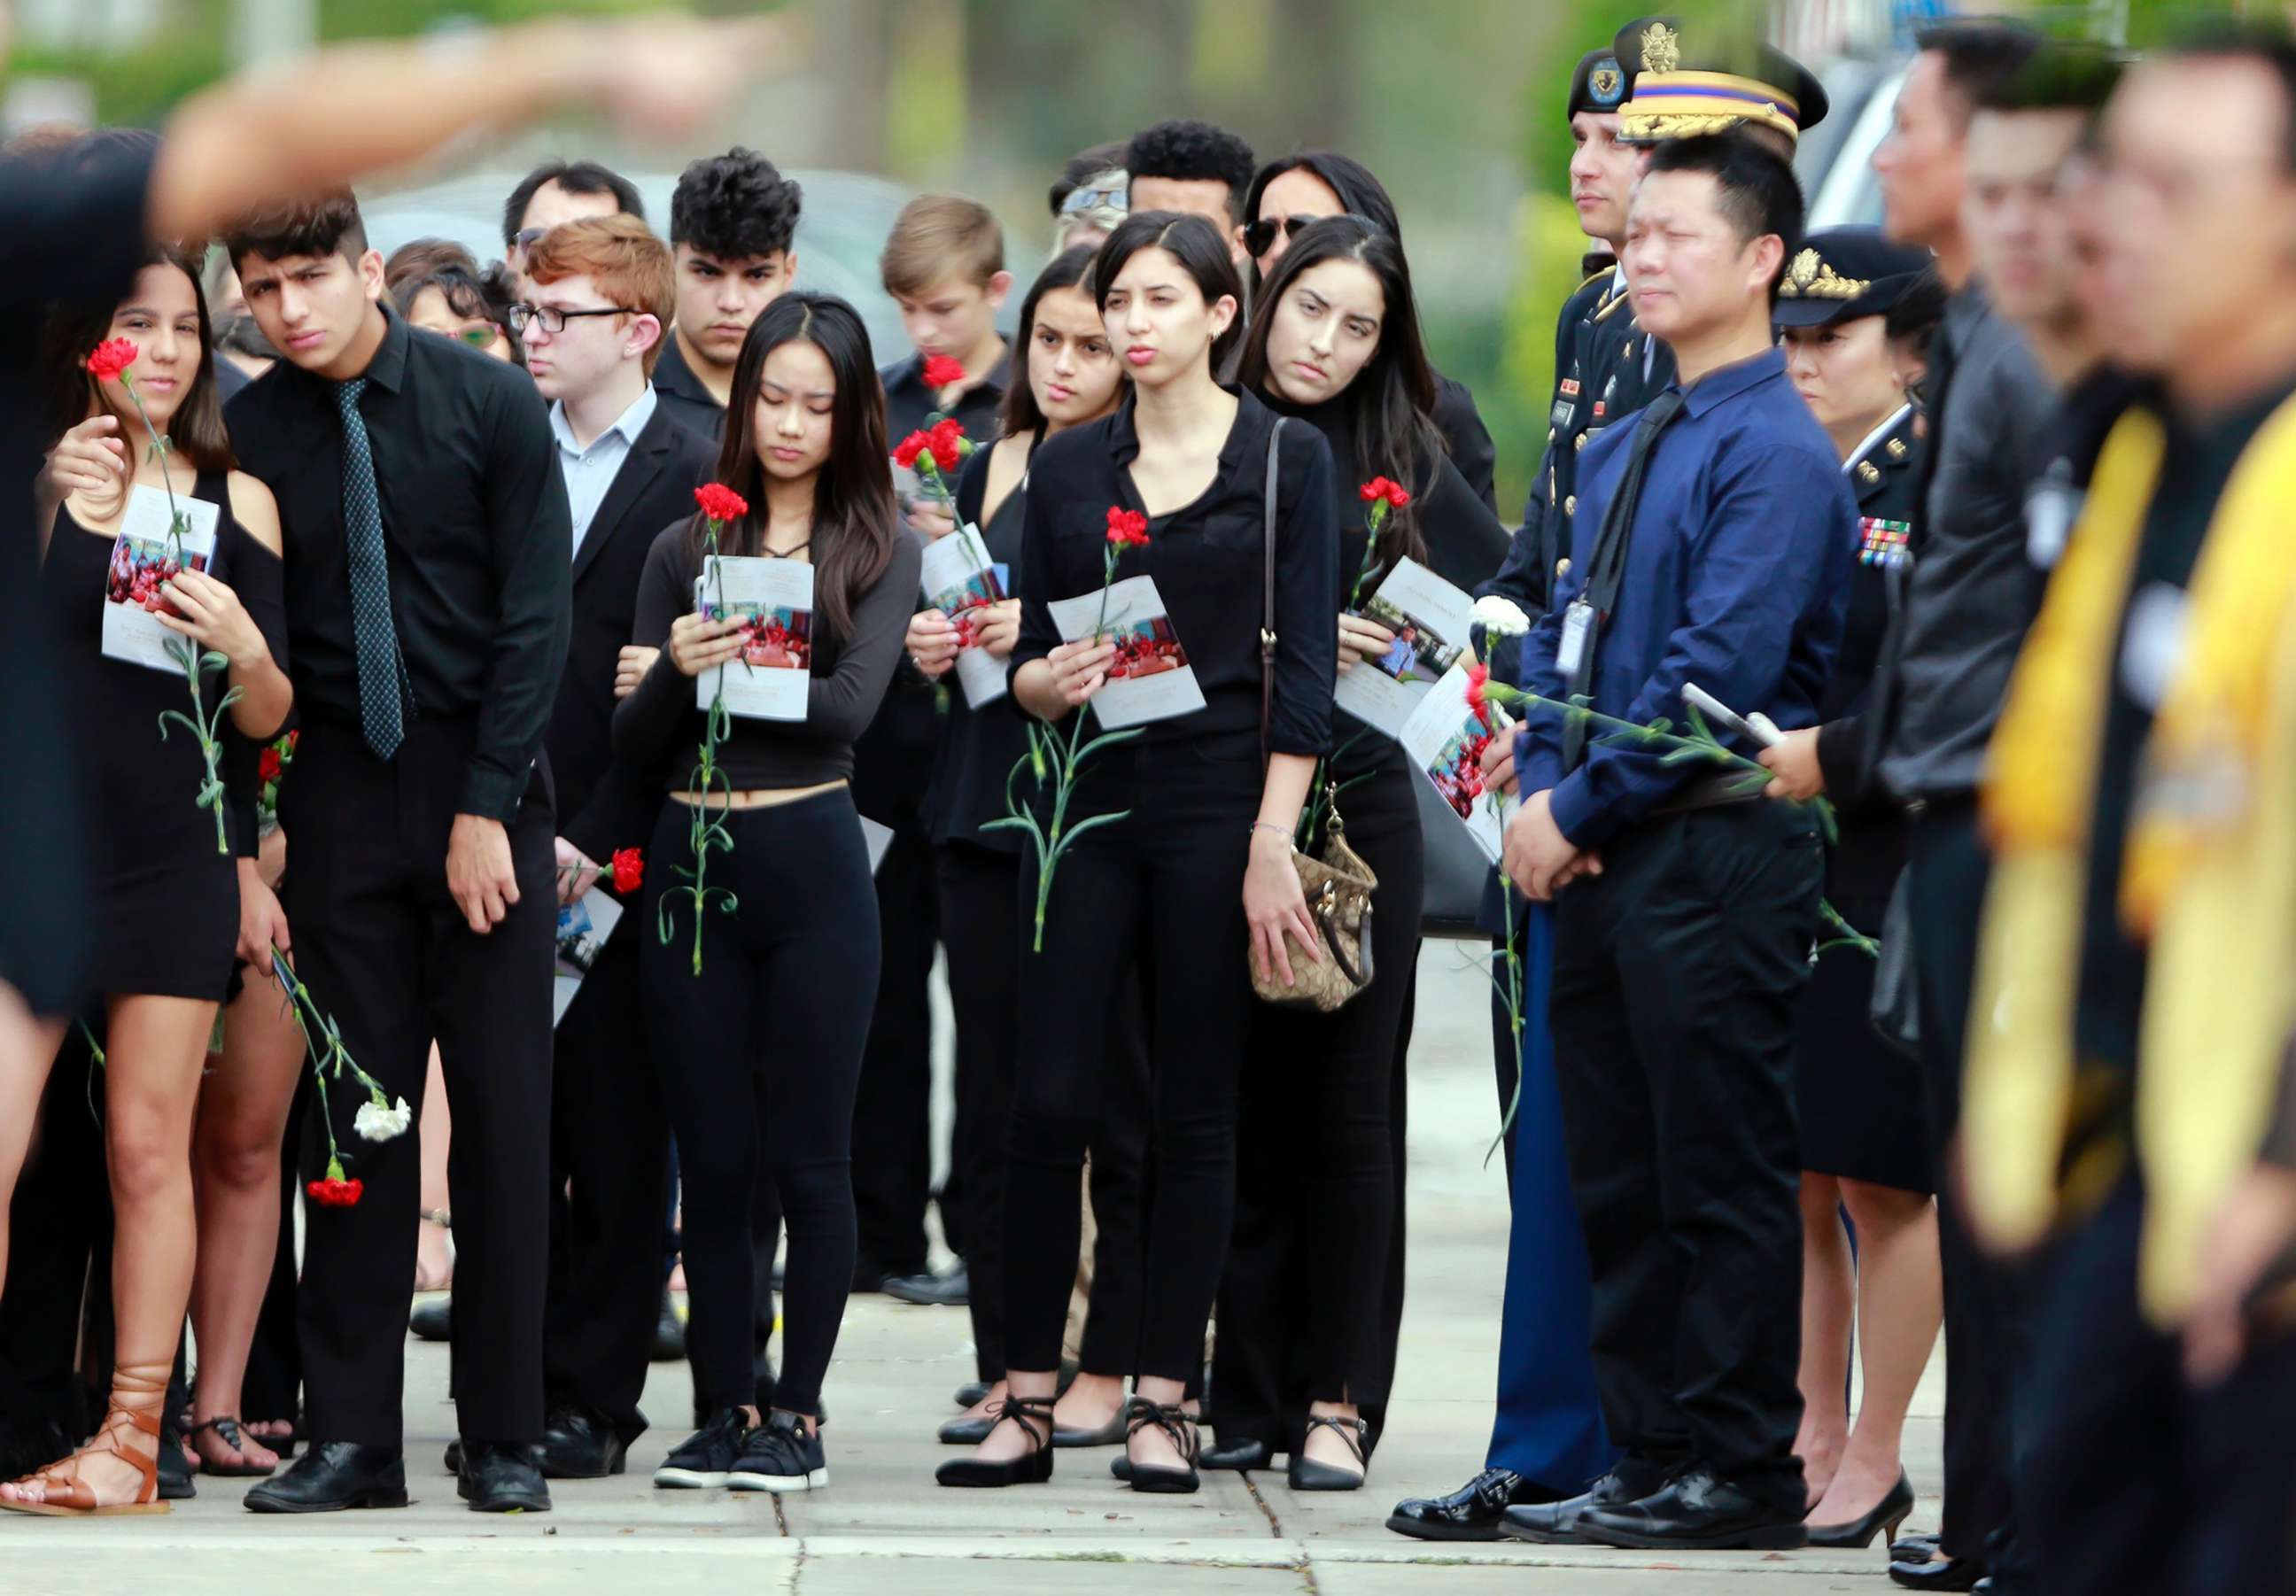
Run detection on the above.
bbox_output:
[654,148,803,439]
[225,192,570,1516]
[1126,118,1257,273]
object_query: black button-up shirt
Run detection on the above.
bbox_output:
[226,307,573,821]
[1012,385,1338,758]
[652,333,727,444]
[880,348,1011,442]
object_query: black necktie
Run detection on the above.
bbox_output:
[1562,388,1687,769]
[336,378,405,760]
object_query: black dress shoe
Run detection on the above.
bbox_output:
[1387,1467,1558,1542]
[244,1442,408,1513]
[953,1381,990,1409]
[1198,1436,1273,1471]
[539,1405,627,1480]
[1497,1460,1667,1545]
[443,1438,463,1475]
[1575,1465,1805,1552]
[883,1265,969,1306]
[1889,1553,1989,1592]
[1808,1469,1915,1548]
[408,1298,451,1342]
[459,1442,551,1513]
[1893,1530,1943,1563]
[650,1290,686,1362]
[156,1406,197,1500]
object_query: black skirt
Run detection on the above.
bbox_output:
[1793,886,1933,1193]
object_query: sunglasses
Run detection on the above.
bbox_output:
[1243,213,1325,258]
[455,325,501,349]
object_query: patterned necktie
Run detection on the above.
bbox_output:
[336,377,405,760]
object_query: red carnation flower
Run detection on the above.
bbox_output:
[893,430,930,470]
[306,1175,364,1208]
[259,748,283,784]
[1105,507,1151,547]
[84,337,138,383]
[1465,661,1493,730]
[611,847,644,894]
[922,354,967,391]
[694,483,749,524]
[927,416,966,472]
[1383,480,1412,509]
[1358,477,1388,503]
[287,729,300,750]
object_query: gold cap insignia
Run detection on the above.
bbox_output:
[1886,437,1908,460]
[1778,249,1868,301]
[1857,461,1881,484]
[1641,21,1680,75]
[1592,66,1622,99]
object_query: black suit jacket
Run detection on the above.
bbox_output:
[549,400,718,862]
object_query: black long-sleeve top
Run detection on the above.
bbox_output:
[1011,386,1338,759]
[1261,387,1508,779]
[613,517,923,791]
[225,306,572,822]
[927,440,1035,852]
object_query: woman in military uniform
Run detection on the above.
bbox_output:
[1761,226,1947,1546]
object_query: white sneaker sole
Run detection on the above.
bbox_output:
[726,1468,827,1492]
[652,1468,731,1489]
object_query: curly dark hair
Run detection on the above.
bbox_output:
[669,147,803,261]
[1124,120,1256,218]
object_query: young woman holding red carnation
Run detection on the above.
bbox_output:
[4,246,291,1515]
[904,244,1154,1453]
[938,212,1338,1493]
[614,292,919,1496]
[1213,213,1508,1491]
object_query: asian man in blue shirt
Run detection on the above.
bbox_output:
[1503,132,1854,1552]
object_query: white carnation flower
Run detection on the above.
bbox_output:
[1471,594,1533,638]
[354,1094,415,1143]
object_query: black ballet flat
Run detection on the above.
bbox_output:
[1286,1414,1368,1492]
[937,1413,995,1446]
[935,1396,1054,1488]
[1808,1469,1914,1549]
[1121,1398,1199,1495]
[1198,1437,1272,1471]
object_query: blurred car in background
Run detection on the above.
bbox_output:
[363,167,920,357]
[1802,55,1909,230]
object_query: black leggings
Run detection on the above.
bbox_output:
[640,787,880,1417]
[1004,741,1261,1383]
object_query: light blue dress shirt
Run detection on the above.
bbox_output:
[551,384,659,558]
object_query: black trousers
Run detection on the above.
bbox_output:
[1005,740,1260,1382]
[938,843,1157,1384]
[240,1076,306,1426]
[2021,1179,2296,1595]
[640,788,878,1417]
[850,815,942,1278]
[1908,798,2027,1569]
[544,910,671,1441]
[0,1043,108,1449]
[1212,764,1423,1452]
[1549,801,1819,1508]
[278,717,557,1448]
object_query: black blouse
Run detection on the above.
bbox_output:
[926,439,1035,853]
[613,516,924,794]
[1011,386,1338,759]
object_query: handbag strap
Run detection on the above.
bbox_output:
[1259,416,1290,769]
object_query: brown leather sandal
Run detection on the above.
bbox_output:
[0,1405,170,1515]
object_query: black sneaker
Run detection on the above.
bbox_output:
[652,1408,751,1489]
[727,1411,826,1492]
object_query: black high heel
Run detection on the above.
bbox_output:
[1807,1469,1914,1548]
[1286,1414,1368,1491]
[1122,1398,1200,1495]
[935,1395,1055,1488]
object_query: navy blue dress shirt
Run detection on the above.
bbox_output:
[1516,347,1853,850]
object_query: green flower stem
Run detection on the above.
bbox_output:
[656,519,741,974]
[268,945,389,1176]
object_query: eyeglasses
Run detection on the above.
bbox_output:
[505,303,634,336]
[1243,213,1325,258]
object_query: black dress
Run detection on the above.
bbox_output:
[41,469,286,1002]
[1795,407,1932,1193]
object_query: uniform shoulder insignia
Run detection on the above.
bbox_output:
[1886,437,1908,461]
[1580,266,1613,288]
[1856,460,1881,484]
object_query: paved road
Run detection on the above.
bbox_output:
[0,944,1936,1592]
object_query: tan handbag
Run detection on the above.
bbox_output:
[1250,419,1377,1014]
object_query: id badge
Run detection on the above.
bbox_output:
[1556,599,1594,681]
[1550,396,1577,432]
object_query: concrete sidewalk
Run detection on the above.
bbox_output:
[0,945,1935,1592]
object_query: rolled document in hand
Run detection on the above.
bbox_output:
[1682,682,1783,748]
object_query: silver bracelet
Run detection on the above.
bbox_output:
[1249,820,1292,843]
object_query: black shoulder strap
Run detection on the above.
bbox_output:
[1260,416,1289,768]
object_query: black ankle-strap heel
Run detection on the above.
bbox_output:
[934,1394,1056,1489]
[1287,1414,1368,1491]
[1122,1398,1201,1495]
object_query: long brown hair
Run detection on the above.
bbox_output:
[48,244,236,474]
[695,293,896,639]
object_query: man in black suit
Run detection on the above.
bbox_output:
[513,216,718,1477]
